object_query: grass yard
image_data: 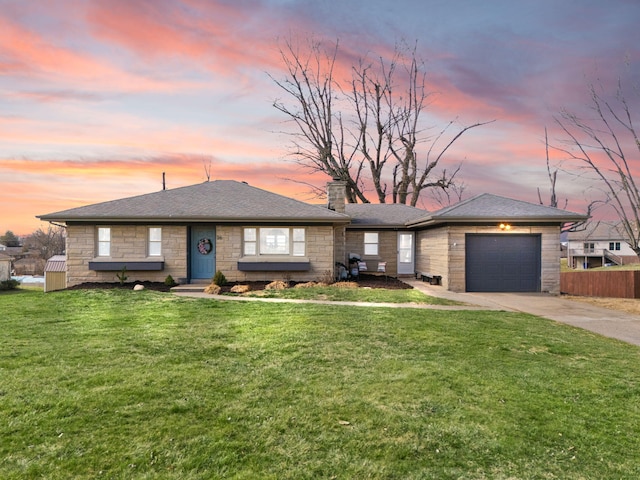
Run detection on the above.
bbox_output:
[244,283,459,304]
[2,288,640,479]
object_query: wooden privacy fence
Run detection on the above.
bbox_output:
[560,270,640,298]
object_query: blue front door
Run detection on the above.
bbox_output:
[190,226,216,280]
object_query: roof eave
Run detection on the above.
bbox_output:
[39,215,351,224]
[347,223,410,229]
[407,215,588,228]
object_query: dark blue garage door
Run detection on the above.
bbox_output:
[465,234,541,292]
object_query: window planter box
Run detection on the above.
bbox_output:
[88,260,164,271]
[237,257,310,272]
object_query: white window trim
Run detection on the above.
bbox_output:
[364,232,379,256]
[243,227,306,257]
[97,227,111,257]
[149,227,162,257]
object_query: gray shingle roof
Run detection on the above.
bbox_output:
[38,180,351,223]
[408,193,587,226]
[567,221,631,241]
[344,203,428,227]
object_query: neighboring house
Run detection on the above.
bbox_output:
[0,243,6,251]
[38,180,585,294]
[13,254,45,276]
[3,246,24,257]
[567,222,639,269]
[0,252,11,281]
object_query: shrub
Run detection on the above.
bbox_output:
[164,275,178,287]
[0,279,20,291]
[212,270,227,286]
[320,269,335,285]
[115,267,128,286]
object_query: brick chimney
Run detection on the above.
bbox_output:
[326,179,346,214]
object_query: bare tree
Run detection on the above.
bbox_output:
[537,128,564,209]
[23,226,66,260]
[271,38,491,206]
[555,80,640,255]
[271,39,367,203]
[429,179,468,208]
[537,127,593,232]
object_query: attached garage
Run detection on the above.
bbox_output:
[466,234,541,292]
[408,194,588,294]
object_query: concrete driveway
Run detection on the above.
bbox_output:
[405,279,640,346]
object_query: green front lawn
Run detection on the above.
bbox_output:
[1,288,639,479]
[244,284,459,304]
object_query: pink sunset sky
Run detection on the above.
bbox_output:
[1,0,639,234]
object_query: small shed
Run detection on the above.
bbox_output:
[0,252,11,282]
[44,255,66,292]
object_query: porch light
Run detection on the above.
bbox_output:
[499,223,512,231]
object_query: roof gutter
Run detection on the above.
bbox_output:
[407,215,589,228]
[38,216,352,224]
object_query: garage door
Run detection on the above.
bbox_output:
[466,234,541,292]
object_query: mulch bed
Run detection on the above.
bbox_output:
[67,274,412,292]
[66,281,175,292]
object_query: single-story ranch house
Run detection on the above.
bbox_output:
[38,179,586,293]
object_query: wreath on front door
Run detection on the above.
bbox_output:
[197,238,212,255]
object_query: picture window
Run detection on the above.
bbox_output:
[243,227,306,256]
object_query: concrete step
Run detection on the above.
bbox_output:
[171,284,207,293]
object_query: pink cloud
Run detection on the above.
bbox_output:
[0,154,331,234]
[85,0,291,81]
[0,13,197,93]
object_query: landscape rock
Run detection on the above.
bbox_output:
[133,284,145,291]
[230,284,250,294]
[266,280,288,290]
[204,283,222,295]
[294,281,328,288]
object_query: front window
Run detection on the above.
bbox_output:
[364,232,379,256]
[292,228,305,256]
[244,228,257,255]
[97,227,110,256]
[149,227,162,256]
[243,227,305,256]
[261,228,289,254]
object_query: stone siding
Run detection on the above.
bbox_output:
[66,225,187,286]
[215,225,336,283]
[415,227,451,288]
[345,230,398,276]
[416,224,562,293]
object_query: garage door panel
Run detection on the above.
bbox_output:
[466,235,541,292]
